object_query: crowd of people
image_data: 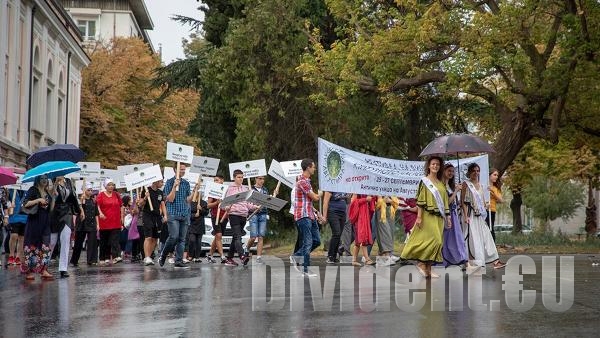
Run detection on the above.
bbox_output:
[0,157,506,281]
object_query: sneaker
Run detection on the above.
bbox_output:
[377,257,393,267]
[105,259,111,265]
[224,258,238,267]
[255,257,264,265]
[206,256,215,264]
[289,256,301,272]
[15,257,21,265]
[193,258,202,263]
[113,257,123,264]
[8,256,15,265]
[326,257,336,265]
[144,257,154,266]
[158,256,165,267]
[303,271,318,278]
[174,262,191,269]
[183,258,190,264]
[390,255,400,262]
[240,255,250,266]
[221,257,227,264]
[168,257,175,264]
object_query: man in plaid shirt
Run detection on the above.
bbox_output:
[290,159,324,277]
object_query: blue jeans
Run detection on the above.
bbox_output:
[293,217,321,272]
[160,215,190,263]
[249,213,268,238]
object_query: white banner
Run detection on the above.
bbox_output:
[204,180,227,200]
[318,138,489,198]
[267,159,295,189]
[124,165,164,191]
[228,159,267,179]
[166,141,194,164]
[74,179,102,193]
[190,156,220,176]
[280,160,302,177]
[68,161,102,179]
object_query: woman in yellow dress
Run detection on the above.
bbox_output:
[401,156,450,278]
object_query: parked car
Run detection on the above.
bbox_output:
[200,217,257,256]
[494,223,532,234]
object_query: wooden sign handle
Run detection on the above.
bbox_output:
[272,181,281,197]
[215,203,221,224]
[145,186,154,211]
[247,177,252,190]
[175,162,181,192]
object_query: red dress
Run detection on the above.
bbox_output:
[96,191,122,230]
[351,195,375,246]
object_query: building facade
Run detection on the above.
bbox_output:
[60,0,153,48]
[0,0,90,167]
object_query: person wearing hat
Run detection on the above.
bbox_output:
[70,182,99,266]
[96,179,124,265]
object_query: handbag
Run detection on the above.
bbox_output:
[20,200,39,215]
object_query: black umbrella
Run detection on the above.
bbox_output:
[419,133,494,182]
[26,144,85,168]
[419,133,494,157]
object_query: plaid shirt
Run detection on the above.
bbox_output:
[163,177,191,217]
[294,175,315,221]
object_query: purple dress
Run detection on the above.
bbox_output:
[442,186,468,267]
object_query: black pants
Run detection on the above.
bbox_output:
[188,233,202,259]
[327,210,345,259]
[227,215,246,258]
[99,229,120,261]
[130,238,141,260]
[71,230,98,264]
[485,211,497,241]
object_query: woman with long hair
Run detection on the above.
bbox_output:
[441,163,468,267]
[21,175,54,281]
[50,176,82,278]
[401,156,449,278]
[487,168,503,241]
[461,163,506,269]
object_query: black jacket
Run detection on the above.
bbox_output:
[50,181,81,233]
[189,200,209,234]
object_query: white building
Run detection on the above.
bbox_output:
[0,0,90,167]
[59,0,154,49]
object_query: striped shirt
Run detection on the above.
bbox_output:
[294,175,315,221]
[163,177,191,217]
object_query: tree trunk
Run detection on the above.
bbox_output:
[584,178,597,237]
[510,189,523,234]
[491,109,534,174]
[406,106,421,160]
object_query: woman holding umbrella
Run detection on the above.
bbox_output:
[461,163,506,269]
[49,176,83,278]
[21,175,54,280]
[401,156,450,278]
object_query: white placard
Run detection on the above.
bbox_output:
[91,169,118,182]
[190,156,220,176]
[164,167,175,181]
[75,179,103,193]
[67,161,102,179]
[280,160,303,177]
[246,190,288,211]
[268,159,296,189]
[124,165,164,191]
[228,159,267,180]
[183,171,201,185]
[116,163,153,189]
[220,190,252,207]
[166,142,194,164]
[204,180,227,200]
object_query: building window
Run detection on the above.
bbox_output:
[77,20,96,40]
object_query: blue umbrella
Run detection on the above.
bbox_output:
[21,161,81,183]
[26,144,85,168]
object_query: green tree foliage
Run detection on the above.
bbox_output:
[80,38,200,167]
[523,176,585,233]
[300,0,600,172]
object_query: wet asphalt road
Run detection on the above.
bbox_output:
[0,254,599,338]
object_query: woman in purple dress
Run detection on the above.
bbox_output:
[441,163,468,267]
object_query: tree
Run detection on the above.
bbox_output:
[80,38,200,167]
[300,0,600,173]
[522,176,585,233]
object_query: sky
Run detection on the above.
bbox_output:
[145,0,204,64]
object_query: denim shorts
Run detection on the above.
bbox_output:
[249,213,267,238]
